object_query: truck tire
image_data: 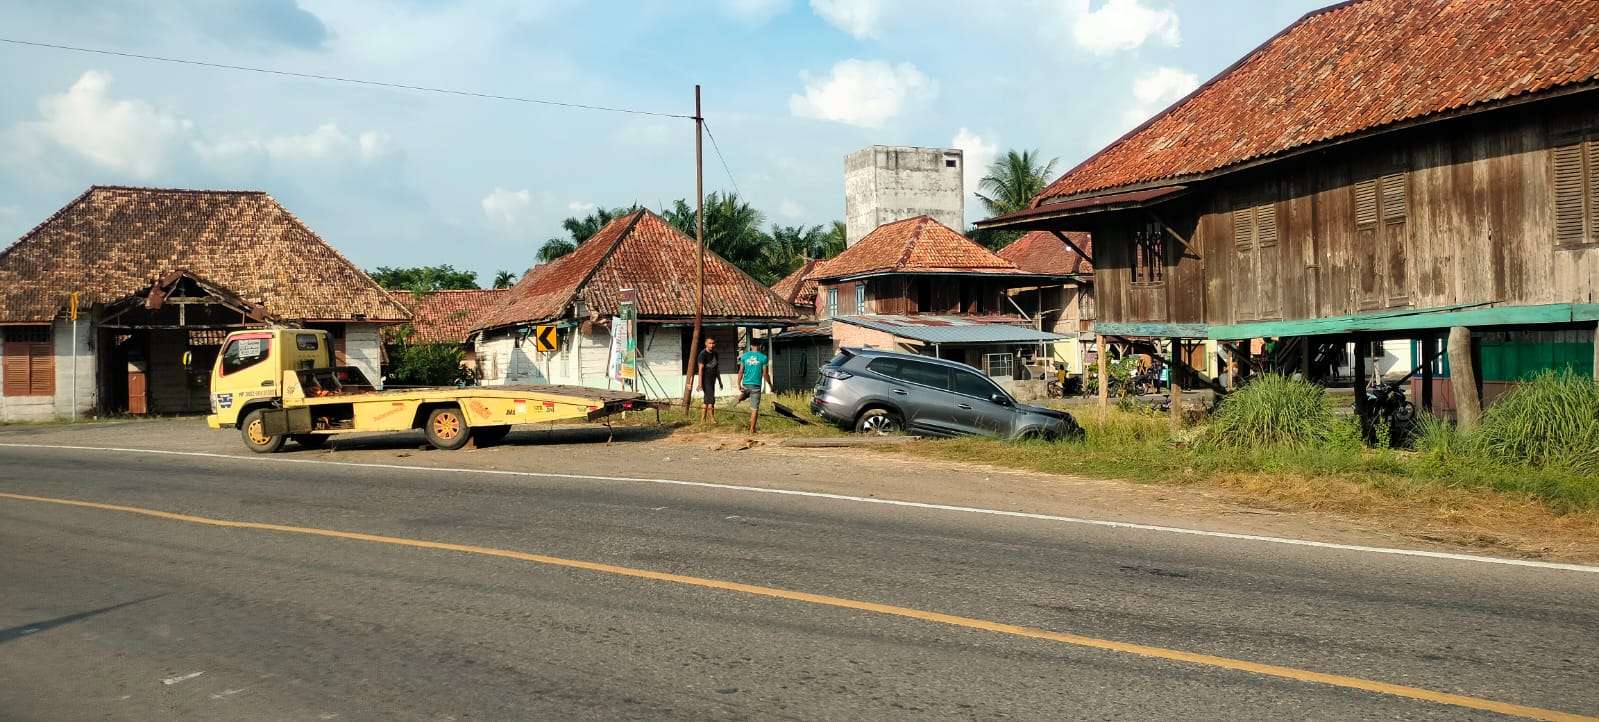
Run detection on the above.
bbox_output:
[424,406,472,450]
[470,425,512,446]
[241,408,285,453]
[291,434,328,449]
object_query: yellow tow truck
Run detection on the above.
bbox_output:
[205,328,645,452]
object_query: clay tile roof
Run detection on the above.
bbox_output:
[997,231,1093,275]
[772,258,820,307]
[1037,0,1599,203]
[474,209,798,332]
[0,186,409,324]
[390,289,508,344]
[810,215,1018,280]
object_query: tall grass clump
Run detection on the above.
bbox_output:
[1201,374,1338,450]
[1471,370,1599,473]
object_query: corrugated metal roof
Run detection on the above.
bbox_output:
[1035,0,1599,203]
[836,315,1068,344]
[0,186,410,323]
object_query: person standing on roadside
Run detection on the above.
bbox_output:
[694,336,720,423]
[736,338,772,433]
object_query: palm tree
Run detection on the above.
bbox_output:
[491,270,518,288]
[536,238,576,263]
[976,149,1059,218]
[661,191,769,281]
[536,205,640,263]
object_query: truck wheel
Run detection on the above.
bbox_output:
[291,434,328,449]
[470,425,512,446]
[424,407,472,450]
[241,409,285,453]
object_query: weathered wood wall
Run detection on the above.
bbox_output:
[1092,94,1599,327]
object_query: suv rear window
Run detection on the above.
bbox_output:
[825,351,854,368]
[900,360,952,390]
[865,357,901,379]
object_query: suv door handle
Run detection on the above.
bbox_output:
[956,403,972,410]
[891,388,908,395]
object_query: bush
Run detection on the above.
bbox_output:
[1470,370,1599,473]
[388,343,473,387]
[1201,374,1338,451]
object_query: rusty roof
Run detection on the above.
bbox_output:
[0,186,409,324]
[389,289,508,344]
[1036,0,1599,203]
[997,231,1093,276]
[810,215,1019,280]
[474,209,798,332]
[772,258,821,308]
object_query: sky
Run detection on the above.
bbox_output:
[0,0,1328,284]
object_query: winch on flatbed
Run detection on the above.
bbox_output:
[205,328,646,452]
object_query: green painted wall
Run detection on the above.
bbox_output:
[1477,339,1594,382]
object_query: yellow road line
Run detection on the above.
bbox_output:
[2,490,1591,722]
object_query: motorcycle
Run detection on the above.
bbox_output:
[1361,379,1417,448]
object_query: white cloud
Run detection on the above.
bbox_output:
[789,59,936,128]
[567,201,596,214]
[778,199,806,219]
[195,123,399,168]
[723,0,790,24]
[17,71,193,178]
[1071,0,1180,54]
[950,127,997,202]
[1122,66,1199,127]
[810,0,885,39]
[482,187,533,228]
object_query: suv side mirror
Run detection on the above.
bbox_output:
[990,393,1012,407]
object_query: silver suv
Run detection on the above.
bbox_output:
[810,348,1082,441]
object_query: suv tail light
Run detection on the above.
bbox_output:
[819,367,853,380]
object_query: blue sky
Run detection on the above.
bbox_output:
[0,0,1326,283]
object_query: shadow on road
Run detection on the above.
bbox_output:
[305,425,673,453]
[0,595,165,645]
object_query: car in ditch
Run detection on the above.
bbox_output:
[810,348,1082,441]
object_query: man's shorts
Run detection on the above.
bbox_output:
[741,384,763,407]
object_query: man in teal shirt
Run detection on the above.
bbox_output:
[736,339,772,433]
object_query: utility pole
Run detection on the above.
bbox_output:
[681,85,705,413]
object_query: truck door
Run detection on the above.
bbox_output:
[213,332,277,413]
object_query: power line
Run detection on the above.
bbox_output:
[700,120,742,198]
[0,37,693,119]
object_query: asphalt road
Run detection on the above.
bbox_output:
[1,424,1595,720]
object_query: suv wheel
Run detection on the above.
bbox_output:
[855,408,902,435]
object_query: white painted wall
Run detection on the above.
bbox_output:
[477,325,746,401]
[344,323,384,389]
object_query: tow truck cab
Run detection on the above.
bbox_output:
[205,328,368,429]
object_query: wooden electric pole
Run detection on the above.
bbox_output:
[682,85,705,413]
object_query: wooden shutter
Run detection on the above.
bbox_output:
[1380,172,1407,223]
[1588,140,1599,242]
[1254,204,1278,247]
[1354,179,1379,228]
[1553,142,1587,246]
[1233,205,1255,249]
[2,341,53,396]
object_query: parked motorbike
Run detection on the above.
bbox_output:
[1361,379,1417,448]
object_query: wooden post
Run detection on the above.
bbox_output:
[1353,338,1373,445]
[1095,334,1108,409]
[1448,326,1481,430]
[1419,335,1435,413]
[1299,336,1312,381]
[681,85,705,413]
[1169,338,1183,430]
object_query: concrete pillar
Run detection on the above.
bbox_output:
[1096,334,1108,409]
[1169,338,1184,430]
[1448,326,1481,431]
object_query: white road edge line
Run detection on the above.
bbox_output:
[3,442,1596,574]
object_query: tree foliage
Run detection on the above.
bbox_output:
[491,270,518,289]
[369,265,480,292]
[971,149,1060,250]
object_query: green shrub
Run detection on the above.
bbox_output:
[1201,374,1338,451]
[1470,370,1599,473]
[388,343,473,387]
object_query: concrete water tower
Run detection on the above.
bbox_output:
[843,146,964,246]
